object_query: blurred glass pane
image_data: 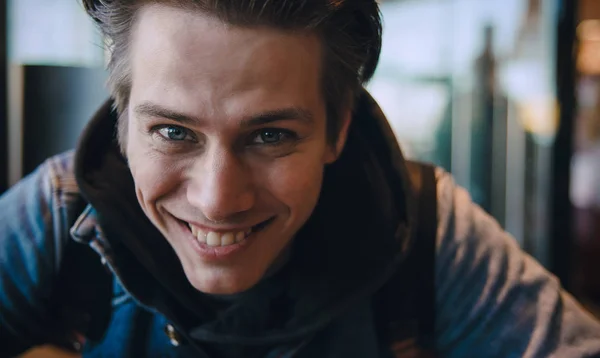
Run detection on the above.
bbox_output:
[571,17,600,302]
[8,0,104,66]
[370,0,558,265]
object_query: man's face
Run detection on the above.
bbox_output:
[126,5,349,294]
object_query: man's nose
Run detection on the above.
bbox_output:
[187,148,256,222]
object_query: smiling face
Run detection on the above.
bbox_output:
[125,5,350,294]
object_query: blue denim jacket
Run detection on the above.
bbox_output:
[3,150,600,357]
[0,152,395,358]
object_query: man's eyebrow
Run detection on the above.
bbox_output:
[134,102,314,127]
[134,102,199,126]
[242,107,314,128]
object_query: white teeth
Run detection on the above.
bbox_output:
[189,223,252,247]
[221,232,235,246]
[235,231,245,243]
[206,232,221,247]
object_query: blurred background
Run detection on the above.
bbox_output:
[0,0,599,352]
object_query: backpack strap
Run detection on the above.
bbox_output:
[409,161,437,348]
[373,161,438,355]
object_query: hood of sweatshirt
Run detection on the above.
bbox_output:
[74,89,417,354]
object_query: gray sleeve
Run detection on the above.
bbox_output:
[434,169,600,358]
[0,161,63,356]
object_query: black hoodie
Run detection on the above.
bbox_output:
[73,89,419,357]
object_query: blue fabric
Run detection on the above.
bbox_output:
[3,151,600,357]
[0,155,64,354]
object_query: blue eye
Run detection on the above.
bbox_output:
[252,129,295,145]
[158,126,190,141]
[259,130,282,144]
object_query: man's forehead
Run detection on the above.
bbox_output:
[128,4,326,124]
[130,4,322,68]
[131,3,319,44]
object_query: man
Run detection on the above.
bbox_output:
[1,1,600,357]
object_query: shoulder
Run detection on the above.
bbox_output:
[2,150,79,198]
[43,150,80,196]
[0,150,87,355]
[0,149,85,276]
[428,166,600,356]
[426,165,489,256]
[404,162,458,243]
[0,150,84,246]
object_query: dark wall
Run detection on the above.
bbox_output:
[21,65,108,177]
[0,2,7,194]
[551,0,577,287]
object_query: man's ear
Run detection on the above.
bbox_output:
[324,108,352,164]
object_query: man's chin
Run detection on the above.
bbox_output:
[185,270,260,295]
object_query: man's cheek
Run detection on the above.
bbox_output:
[270,156,324,188]
[271,169,321,202]
[275,171,323,219]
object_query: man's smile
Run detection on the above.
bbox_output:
[184,217,275,247]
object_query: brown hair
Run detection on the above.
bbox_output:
[81,0,382,146]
